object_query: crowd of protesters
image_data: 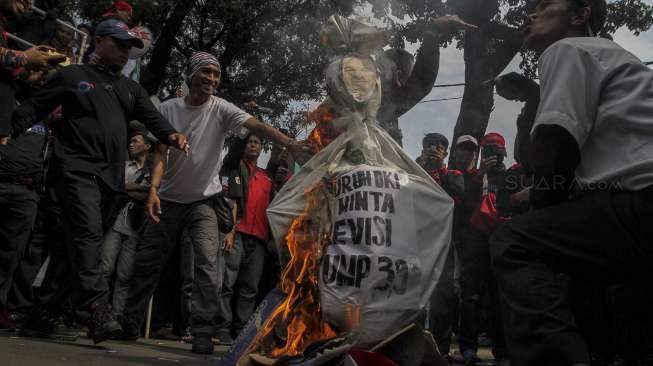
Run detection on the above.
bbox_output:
[1,0,653,365]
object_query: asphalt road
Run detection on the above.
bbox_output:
[0,330,497,366]
[0,331,230,366]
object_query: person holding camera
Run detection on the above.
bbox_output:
[416,133,464,200]
[415,133,463,359]
[455,132,511,365]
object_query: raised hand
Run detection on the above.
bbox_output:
[432,15,478,35]
[24,46,66,70]
[494,72,540,102]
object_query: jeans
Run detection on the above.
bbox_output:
[216,232,266,336]
[490,188,653,366]
[0,182,39,311]
[124,200,223,336]
[100,228,138,318]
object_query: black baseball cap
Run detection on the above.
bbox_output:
[95,19,144,48]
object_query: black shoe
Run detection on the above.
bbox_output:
[214,329,234,346]
[19,308,79,341]
[87,304,122,344]
[8,311,28,327]
[192,334,214,354]
[0,310,16,331]
[111,327,139,341]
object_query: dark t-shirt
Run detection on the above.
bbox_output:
[12,64,177,191]
[0,122,47,177]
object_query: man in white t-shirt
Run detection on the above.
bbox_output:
[122,52,306,354]
[490,1,653,365]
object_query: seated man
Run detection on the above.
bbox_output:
[490,1,653,365]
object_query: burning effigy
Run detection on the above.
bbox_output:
[222,15,454,366]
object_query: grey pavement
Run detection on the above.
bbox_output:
[0,330,499,366]
[0,331,229,366]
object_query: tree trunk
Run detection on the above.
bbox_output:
[139,2,196,95]
[449,28,522,166]
[452,31,496,148]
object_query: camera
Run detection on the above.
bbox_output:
[481,144,505,163]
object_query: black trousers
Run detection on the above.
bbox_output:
[52,170,115,312]
[429,241,459,355]
[490,188,653,366]
[457,227,507,358]
[7,204,49,313]
[0,182,39,311]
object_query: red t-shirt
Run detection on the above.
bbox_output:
[235,161,273,241]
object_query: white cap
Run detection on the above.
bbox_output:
[456,135,478,146]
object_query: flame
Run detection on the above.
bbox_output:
[306,102,342,153]
[242,102,342,360]
[248,185,336,358]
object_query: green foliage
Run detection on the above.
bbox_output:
[29,0,653,136]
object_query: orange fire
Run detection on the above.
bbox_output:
[306,102,342,153]
[248,185,336,358]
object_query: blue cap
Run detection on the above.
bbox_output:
[95,19,144,48]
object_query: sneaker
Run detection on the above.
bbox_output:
[192,334,214,354]
[87,304,122,344]
[214,329,234,346]
[18,308,79,341]
[182,327,193,344]
[0,310,17,331]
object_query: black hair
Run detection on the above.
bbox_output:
[220,132,261,175]
[423,133,449,150]
[128,130,154,152]
[567,0,607,35]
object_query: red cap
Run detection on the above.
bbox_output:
[481,132,505,147]
[114,0,133,13]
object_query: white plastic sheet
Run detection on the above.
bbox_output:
[266,15,454,346]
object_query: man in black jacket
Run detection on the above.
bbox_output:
[10,18,188,344]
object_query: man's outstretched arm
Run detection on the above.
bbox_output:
[243,117,309,161]
[397,15,477,115]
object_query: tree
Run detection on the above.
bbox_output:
[447,0,653,164]
[32,0,367,134]
[30,0,653,142]
[356,0,653,162]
